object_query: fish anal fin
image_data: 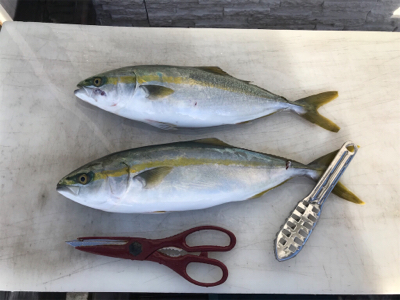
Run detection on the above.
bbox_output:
[248,180,290,200]
[236,120,251,125]
[193,138,233,147]
[248,189,271,200]
[145,119,177,130]
[136,166,173,189]
[141,85,174,100]
[195,67,251,84]
[236,111,279,125]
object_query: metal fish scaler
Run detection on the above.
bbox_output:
[56,139,363,213]
[74,65,340,131]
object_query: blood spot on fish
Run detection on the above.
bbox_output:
[286,161,292,170]
[95,89,106,96]
[194,102,197,106]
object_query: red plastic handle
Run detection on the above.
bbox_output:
[156,225,237,253]
[146,225,236,287]
[150,251,229,287]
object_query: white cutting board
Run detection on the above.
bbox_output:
[0,22,399,293]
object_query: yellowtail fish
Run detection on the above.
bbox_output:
[74,65,340,131]
[56,139,363,213]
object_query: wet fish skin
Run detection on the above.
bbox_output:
[74,65,340,132]
[56,139,362,213]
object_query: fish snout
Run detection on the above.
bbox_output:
[56,184,80,196]
[74,87,94,103]
[74,87,89,96]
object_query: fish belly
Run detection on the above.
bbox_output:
[104,164,298,213]
[122,84,289,127]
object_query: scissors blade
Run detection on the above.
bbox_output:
[66,239,128,248]
[157,247,190,257]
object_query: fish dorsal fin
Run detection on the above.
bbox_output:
[195,67,251,84]
[193,138,233,147]
[196,67,231,76]
[136,166,173,189]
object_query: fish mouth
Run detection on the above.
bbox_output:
[57,184,80,197]
[74,87,95,103]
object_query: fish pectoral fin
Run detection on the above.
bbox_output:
[195,67,251,84]
[136,166,173,189]
[193,138,234,148]
[141,85,174,100]
[145,119,178,130]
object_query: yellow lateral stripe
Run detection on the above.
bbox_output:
[107,77,118,85]
[120,76,136,84]
[94,166,132,181]
[136,74,252,94]
[106,76,136,85]
[105,73,251,94]
[137,74,198,86]
[92,157,272,182]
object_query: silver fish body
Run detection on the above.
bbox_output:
[74,66,340,132]
[56,139,362,213]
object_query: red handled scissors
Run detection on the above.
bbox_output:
[66,226,236,287]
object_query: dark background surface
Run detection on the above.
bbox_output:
[12,0,96,25]
[2,0,399,31]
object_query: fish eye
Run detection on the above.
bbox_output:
[93,78,102,87]
[78,174,88,185]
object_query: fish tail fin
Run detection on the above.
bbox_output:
[307,149,364,205]
[291,91,340,132]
